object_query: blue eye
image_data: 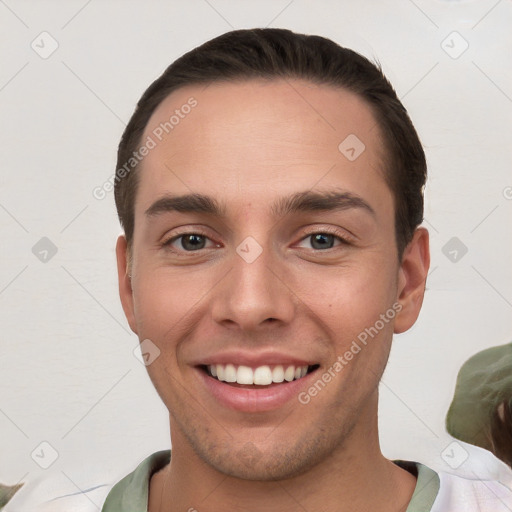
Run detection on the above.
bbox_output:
[297,231,349,251]
[162,230,350,255]
[309,233,337,250]
[164,233,212,251]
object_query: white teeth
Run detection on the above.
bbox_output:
[237,365,254,385]
[272,365,284,383]
[224,364,237,383]
[207,364,310,385]
[254,366,272,385]
[284,366,295,382]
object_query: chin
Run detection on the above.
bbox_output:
[188,427,347,482]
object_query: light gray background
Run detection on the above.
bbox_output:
[1,0,511,497]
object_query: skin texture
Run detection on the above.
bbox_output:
[116,79,430,511]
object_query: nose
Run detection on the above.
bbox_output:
[210,241,296,331]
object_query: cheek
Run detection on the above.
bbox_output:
[131,268,209,340]
[296,261,398,338]
[130,270,206,402]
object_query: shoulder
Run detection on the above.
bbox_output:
[3,472,114,512]
[427,443,512,512]
[400,446,512,512]
[3,450,170,512]
[432,470,512,511]
[101,450,170,511]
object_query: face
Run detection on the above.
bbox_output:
[117,79,429,480]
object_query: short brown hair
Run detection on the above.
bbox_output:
[114,28,426,259]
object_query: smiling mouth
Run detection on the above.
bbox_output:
[201,364,320,387]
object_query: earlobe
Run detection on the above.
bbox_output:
[115,235,138,335]
[394,227,430,334]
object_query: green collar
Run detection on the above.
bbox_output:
[102,451,440,512]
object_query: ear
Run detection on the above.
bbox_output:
[116,234,138,335]
[394,227,430,334]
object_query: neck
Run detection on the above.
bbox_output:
[150,402,416,512]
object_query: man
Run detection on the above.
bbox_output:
[17,27,510,512]
[103,27,512,511]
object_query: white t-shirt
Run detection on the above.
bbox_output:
[5,443,512,511]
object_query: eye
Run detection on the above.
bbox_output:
[163,233,216,252]
[297,231,351,251]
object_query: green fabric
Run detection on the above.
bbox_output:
[101,450,440,511]
[0,483,24,509]
[102,450,170,512]
[394,460,440,512]
[446,342,512,450]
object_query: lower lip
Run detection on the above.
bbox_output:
[196,367,318,413]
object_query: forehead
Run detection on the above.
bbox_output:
[137,79,390,216]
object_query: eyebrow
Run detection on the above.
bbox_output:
[145,190,376,219]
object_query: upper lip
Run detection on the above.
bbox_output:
[193,350,317,368]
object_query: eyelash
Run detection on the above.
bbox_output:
[161,227,354,253]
